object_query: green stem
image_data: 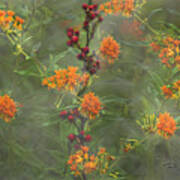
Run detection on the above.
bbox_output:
[134,14,159,35]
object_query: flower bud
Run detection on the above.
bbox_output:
[60,110,68,117]
[85,134,92,142]
[82,3,88,10]
[68,115,74,122]
[82,46,89,54]
[68,134,76,142]
[72,36,79,43]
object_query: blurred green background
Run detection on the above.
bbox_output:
[0,0,180,179]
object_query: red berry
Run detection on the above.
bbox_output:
[85,134,92,142]
[81,52,86,58]
[72,36,79,43]
[82,3,88,10]
[90,68,96,74]
[60,110,68,117]
[68,134,76,141]
[67,31,73,38]
[89,5,94,10]
[67,40,73,46]
[93,4,98,10]
[91,13,96,19]
[67,27,73,33]
[82,47,89,54]
[68,115,74,121]
[83,21,89,27]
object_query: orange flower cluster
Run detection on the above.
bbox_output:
[120,20,144,40]
[80,92,102,119]
[100,35,120,64]
[150,36,180,68]
[99,0,135,16]
[161,80,180,99]
[0,10,24,31]
[156,113,177,139]
[42,67,89,92]
[0,94,17,123]
[67,146,115,177]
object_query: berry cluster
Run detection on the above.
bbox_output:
[66,3,103,75]
[60,108,79,123]
[82,3,103,29]
[68,131,92,144]
[60,108,92,144]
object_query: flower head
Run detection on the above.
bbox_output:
[99,0,136,17]
[156,113,177,139]
[80,92,102,119]
[0,10,24,31]
[100,35,120,64]
[67,146,114,177]
[161,85,173,99]
[0,94,17,122]
[42,67,89,92]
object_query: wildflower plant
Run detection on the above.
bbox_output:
[1,0,180,179]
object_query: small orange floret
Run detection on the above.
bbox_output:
[0,94,17,122]
[161,85,173,99]
[15,16,24,24]
[7,10,15,16]
[156,112,177,139]
[150,42,160,52]
[80,92,102,119]
[100,35,120,64]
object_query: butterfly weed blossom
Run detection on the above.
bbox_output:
[67,146,115,177]
[150,36,180,68]
[99,0,146,17]
[0,10,24,32]
[42,66,89,92]
[0,94,17,123]
[100,35,120,64]
[80,92,102,119]
[156,113,177,139]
